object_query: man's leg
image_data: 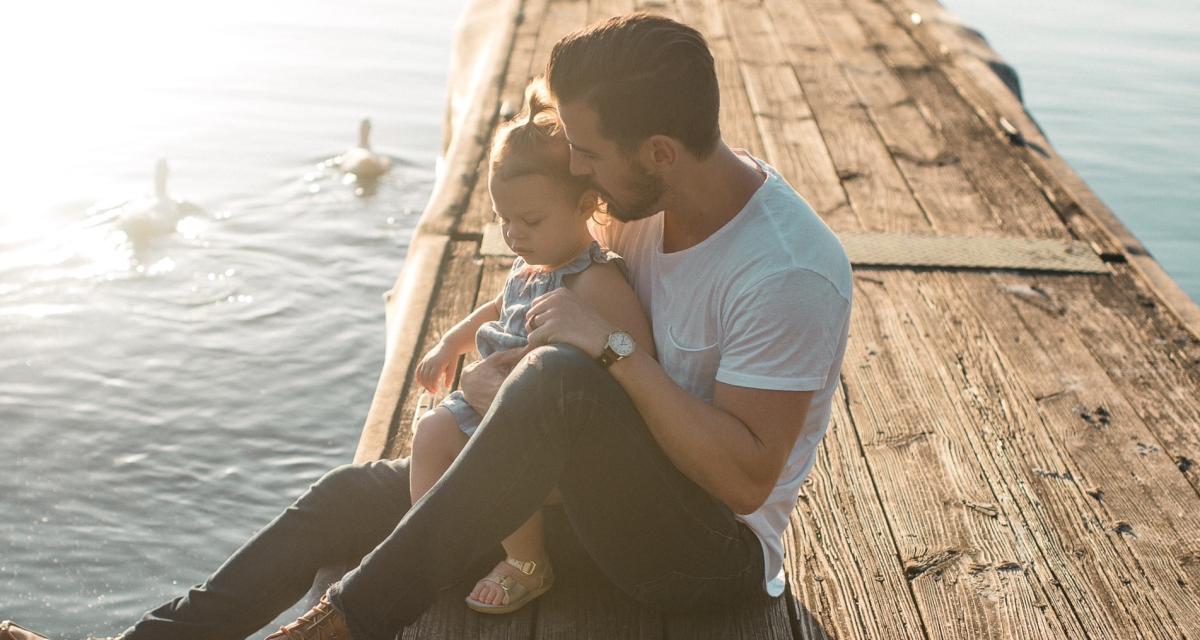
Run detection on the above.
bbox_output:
[123,459,414,640]
[328,345,764,640]
[551,361,766,612]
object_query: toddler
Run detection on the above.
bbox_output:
[409,79,654,614]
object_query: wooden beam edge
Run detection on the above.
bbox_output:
[355,234,450,463]
[418,0,524,237]
[354,0,524,463]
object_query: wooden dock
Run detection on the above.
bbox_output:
[353,0,1200,637]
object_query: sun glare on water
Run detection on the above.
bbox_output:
[0,0,279,285]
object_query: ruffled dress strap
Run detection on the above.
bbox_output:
[548,240,629,287]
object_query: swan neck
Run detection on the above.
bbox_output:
[155,160,169,200]
[358,120,371,148]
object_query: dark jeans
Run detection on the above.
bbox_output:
[125,345,766,640]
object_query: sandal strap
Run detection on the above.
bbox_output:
[505,557,537,575]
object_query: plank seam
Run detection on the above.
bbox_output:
[722,0,857,231]
[835,375,933,639]
[789,0,940,233]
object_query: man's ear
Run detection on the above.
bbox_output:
[641,135,678,170]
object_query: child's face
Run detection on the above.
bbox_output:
[490,173,591,267]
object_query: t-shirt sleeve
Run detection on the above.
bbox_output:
[716,268,851,392]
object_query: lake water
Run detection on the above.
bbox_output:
[0,0,464,636]
[1,0,1196,637]
[944,0,1199,300]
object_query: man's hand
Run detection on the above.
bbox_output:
[459,346,529,414]
[525,288,613,358]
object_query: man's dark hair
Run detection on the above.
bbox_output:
[546,13,720,159]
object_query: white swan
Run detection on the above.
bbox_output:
[338,118,391,180]
[113,159,202,243]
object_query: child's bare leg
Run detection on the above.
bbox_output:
[468,511,550,606]
[409,408,468,504]
[414,408,552,606]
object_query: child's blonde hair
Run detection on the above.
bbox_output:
[490,78,605,222]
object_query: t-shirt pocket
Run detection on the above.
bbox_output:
[659,321,721,403]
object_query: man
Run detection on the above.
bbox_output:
[2,12,850,640]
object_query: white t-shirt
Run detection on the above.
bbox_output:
[591,153,852,596]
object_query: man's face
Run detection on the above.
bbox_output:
[558,101,665,222]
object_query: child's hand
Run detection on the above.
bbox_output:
[416,341,459,393]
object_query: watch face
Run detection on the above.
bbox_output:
[609,330,636,357]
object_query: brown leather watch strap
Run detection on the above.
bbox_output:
[596,346,618,369]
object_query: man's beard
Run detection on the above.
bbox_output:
[595,159,664,222]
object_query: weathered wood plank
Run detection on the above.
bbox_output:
[726,2,1161,636]
[535,576,663,640]
[457,156,497,237]
[982,268,1200,562]
[462,256,514,367]
[974,271,1200,631]
[708,0,850,228]
[385,241,484,459]
[590,0,635,21]
[660,0,772,171]
[844,273,1085,639]
[786,0,1005,237]
[402,588,535,640]
[891,270,1197,637]
[1043,268,1200,497]
[785,390,929,639]
[662,596,794,640]
[846,0,1071,243]
[732,0,929,234]
[420,0,523,238]
[505,0,552,112]
[868,0,1133,268]
[533,0,589,73]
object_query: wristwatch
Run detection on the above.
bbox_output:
[596,330,636,369]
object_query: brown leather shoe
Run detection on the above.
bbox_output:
[265,594,353,640]
[0,621,50,640]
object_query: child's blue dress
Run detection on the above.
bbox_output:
[440,240,625,437]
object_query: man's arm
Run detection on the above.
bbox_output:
[607,352,812,514]
[561,261,656,360]
[526,265,848,514]
[524,287,818,515]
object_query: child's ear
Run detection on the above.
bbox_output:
[576,190,599,217]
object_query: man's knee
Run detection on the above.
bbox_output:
[499,344,624,436]
[523,344,597,377]
[306,464,372,504]
[302,460,406,514]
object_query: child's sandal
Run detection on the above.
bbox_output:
[465,557,555,614]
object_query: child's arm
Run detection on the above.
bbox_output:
[564,263,656,360]
[442,294,503,354]
[415,293,503,392]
